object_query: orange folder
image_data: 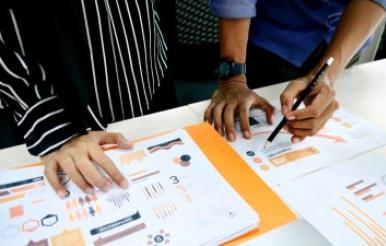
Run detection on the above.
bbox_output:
[186,123,296,245]
[15,123,296,244]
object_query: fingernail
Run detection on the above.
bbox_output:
[228,133,235,142]
[120,179,129,189]
[243,130,251,139]
[292,137,301,143]
[270,115,275,124]
[287,115,295,120]
[283,125,289,131]
[58,190,70,199]
[85,188,94,194]
[102,185,111,193]
[122,140,133,149]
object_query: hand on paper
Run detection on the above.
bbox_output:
[41,131,132,198]
[204,81,275,142]
[280,73,339,143]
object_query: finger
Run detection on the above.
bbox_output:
[286,91,333,121]
[44,160,68,198]
[255,97,275,125]
[72,153,109,192]
[280,81,305,116]
[99,132,132,149]
[238,105,251,139]
[204,102,215,124]
[291,135,306,144]
[287,125,313,141]
[223,102,237,141]
[60,157,93,193]
[213,101,226,136]
[89,147,128,189]
[288,100,338,142]
[288,118,318,130]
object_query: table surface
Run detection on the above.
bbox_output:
[1,59,385,245]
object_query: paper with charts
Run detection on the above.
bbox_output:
[276,153,386,246]
[232,108,386,187]
[0,129,259,246]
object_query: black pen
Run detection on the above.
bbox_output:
[263,57,334,148]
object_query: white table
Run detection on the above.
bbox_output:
[1,59,386,245]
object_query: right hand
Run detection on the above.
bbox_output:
[41,131,132,198]
[204,81,275,141]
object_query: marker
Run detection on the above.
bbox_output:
[264,57,335,148]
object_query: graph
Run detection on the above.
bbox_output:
[0,176,45,204]
[230,107,386,187]
[153,201,178,220]
[142,182,165,200]
[65,194,101,222]
[173,154,192,167]
[269,146,320,167]
[129,170,160,183]
[333,196,386,245]
[94,223,146,246]
[105,192,130,208]
[147,138,184,153]
[119,150,147,165]
[277,154,386,246]
[346,179,385,203]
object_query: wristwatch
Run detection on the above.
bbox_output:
[215,58,246,80]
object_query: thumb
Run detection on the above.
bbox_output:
[280,78,308,116]
[99,132,133,149]
[253,96,275,125]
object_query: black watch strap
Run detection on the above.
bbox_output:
[232,63,246,77]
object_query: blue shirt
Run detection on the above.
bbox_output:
[210,0,386,67]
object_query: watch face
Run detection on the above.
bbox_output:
[218,62,230,76]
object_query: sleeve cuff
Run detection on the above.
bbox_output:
[17,95,86,156]
[210,0,257,18]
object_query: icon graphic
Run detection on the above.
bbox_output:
[22,219,39,232]
[41,214,58,227]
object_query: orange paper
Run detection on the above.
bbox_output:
[186,123,296,245]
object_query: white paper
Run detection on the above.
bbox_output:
[231,107,386,187]
[0,129,258,246]
[276,153,386,246]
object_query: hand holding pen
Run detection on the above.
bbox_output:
[265,57,339,147]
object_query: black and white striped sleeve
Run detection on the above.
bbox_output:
[0,40,86,156]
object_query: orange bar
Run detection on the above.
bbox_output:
[0,192,26,204]
[187,123,296,245]
[332,207,375,245]
[270,147,320,167]
[342,196,386,235]
[10,181,45,193]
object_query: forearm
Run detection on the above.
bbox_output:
[315,0,386,82]
[219,18,251,81]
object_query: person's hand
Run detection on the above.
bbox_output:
[41,131,132,198]
[204,81,275,141]
[280,73,339,143]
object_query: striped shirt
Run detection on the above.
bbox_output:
[0,0,168,156]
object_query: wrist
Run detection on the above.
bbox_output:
[309,59,339,87]
[218,75,247,87]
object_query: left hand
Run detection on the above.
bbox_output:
[280,73,339,143]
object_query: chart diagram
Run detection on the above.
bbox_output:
[232,108,386,187]
[277,154,386,246]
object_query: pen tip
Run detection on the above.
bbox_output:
[263,141,271,149]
